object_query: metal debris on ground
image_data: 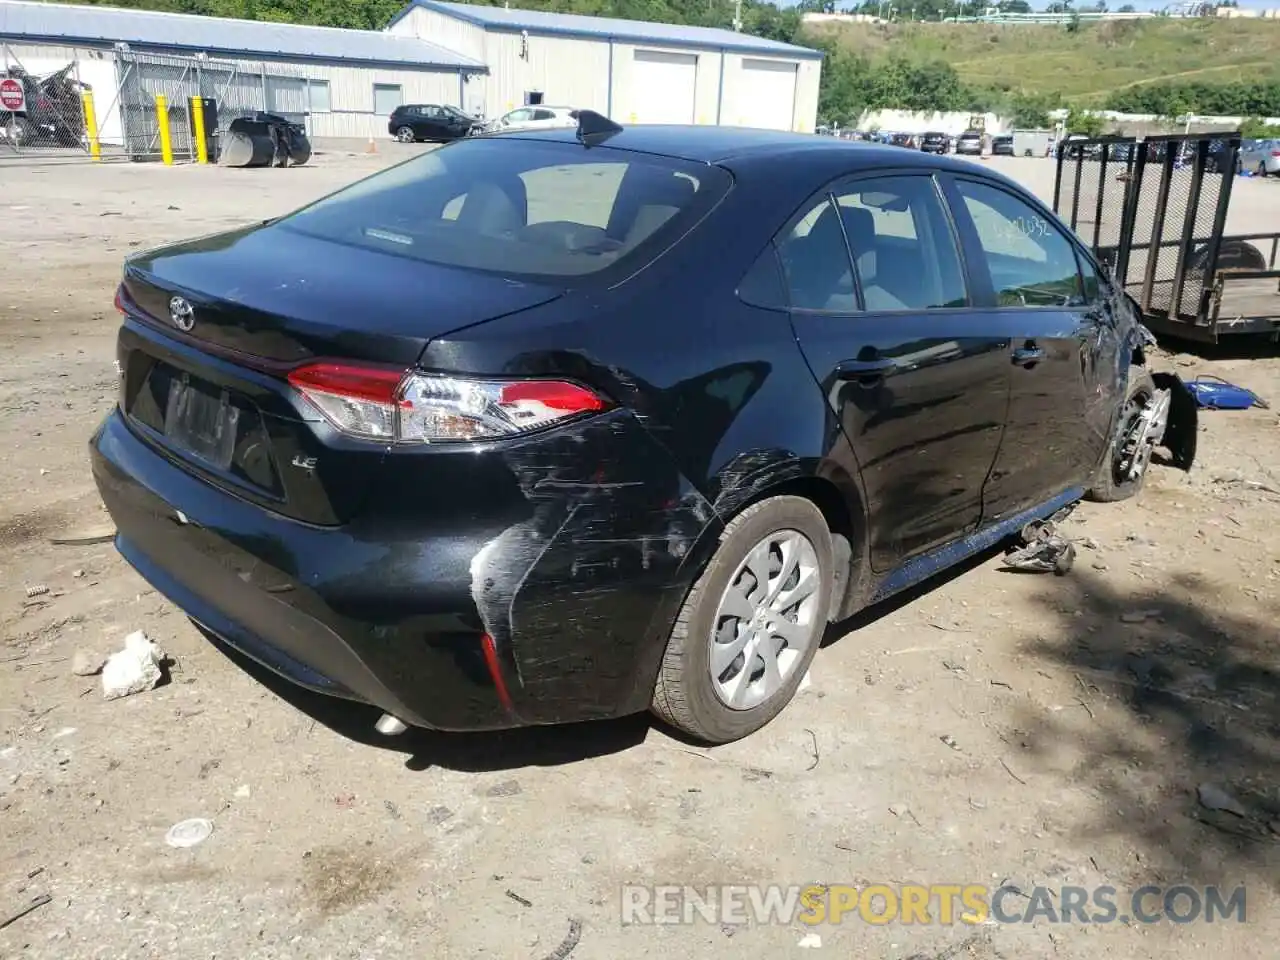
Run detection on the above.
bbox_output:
[540,916,583,960]
[24,584,49,598]
[505,889,533,908]
[1197,783,1247,818]
[940,734,960,750]
[101,631,166,700]
[1000,505,1077,575]
[48,527,116,546]
[165,817,214,848]
[0,893,51,931]
[803,728,820,771]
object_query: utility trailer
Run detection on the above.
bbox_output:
[1053,133,1280,343]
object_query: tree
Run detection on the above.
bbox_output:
[1239,117,1280,139]
[1065,107,1106,136]
[1118,3,1135,10]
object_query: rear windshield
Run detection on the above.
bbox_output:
[277,137,729,281]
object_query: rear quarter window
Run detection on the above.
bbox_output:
[277,139,729,283]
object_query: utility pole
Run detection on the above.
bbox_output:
[733,0,743,31]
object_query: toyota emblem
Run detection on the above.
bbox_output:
[168,296,195,332]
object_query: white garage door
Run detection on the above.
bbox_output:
[739,58,797,131]
[630,50,697,125]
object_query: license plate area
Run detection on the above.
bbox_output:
[164,373,240,471]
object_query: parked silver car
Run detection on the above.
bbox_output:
[1239,138,1280,177]
[482,105,578,135]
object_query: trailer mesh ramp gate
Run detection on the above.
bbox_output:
[1052,134,1280,341]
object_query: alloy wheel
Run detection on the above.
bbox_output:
[708,529,821,711]
[396,126,415,143]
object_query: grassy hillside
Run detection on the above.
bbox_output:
[803,18,1280,107]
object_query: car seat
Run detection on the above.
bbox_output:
[836,205,909,312]
[779,203,857,311]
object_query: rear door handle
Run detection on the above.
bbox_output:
[1012,346,1045,367]
[835,357,898,381]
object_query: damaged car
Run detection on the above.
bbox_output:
[91,113,1195,746]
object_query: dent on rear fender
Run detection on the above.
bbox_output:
[465,412,716,714]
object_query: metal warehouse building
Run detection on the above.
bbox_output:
[0,0,485,146]
[0,0,820,157]
[386,1,823,131]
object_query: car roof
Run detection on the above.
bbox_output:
[478,125,1042,208]
[502,124,977,166]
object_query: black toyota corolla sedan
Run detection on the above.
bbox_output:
[91,114,1194,745]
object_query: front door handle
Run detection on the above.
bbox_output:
[1012,345,1045,367]
[835,357,898,382]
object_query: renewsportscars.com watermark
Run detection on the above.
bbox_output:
[621,884,1247,926]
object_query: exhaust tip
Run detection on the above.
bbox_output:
[375,713,408,736]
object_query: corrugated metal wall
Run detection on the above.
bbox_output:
[387,7,485,63]
[385,5,819,131]
[1,40,465,143]
[4,17,823,141]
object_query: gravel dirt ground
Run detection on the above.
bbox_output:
[1,149,1278,960]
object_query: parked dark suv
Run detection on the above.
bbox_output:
[387,103,479,142]
[920,131,950,154]
[92,119,1194,746]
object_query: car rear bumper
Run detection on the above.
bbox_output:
[90,406,717,731]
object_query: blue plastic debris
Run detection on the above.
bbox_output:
[1185,376,1268,410]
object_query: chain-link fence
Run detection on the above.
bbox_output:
[117,50,308,162]
[2,44,310,164]
[1,43,94,163]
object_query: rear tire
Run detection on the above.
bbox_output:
[1086,366,1158,503]
[395,126,415,143]
[651,496,833,745]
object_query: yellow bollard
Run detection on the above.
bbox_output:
[155,93,173,165]
[190,96,208,164]
[82,90,101,161]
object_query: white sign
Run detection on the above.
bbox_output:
[0,78,26,113]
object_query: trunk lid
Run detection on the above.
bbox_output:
[122,223,564,365]
[117,224,564,526]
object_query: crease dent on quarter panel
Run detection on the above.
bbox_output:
[468,516,546,690]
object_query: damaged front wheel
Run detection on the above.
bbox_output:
[1086,367,1166,503]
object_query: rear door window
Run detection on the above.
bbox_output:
[277,138,729,283]
[832,176,968,312]
[776,175,967,313]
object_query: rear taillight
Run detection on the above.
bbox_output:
[286,362,609,443]
[1271,150,1280,158]
[114,286,127,315]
